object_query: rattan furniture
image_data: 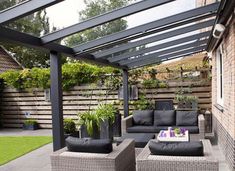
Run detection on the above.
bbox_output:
[51,139,136,171]
[136,139,219,171]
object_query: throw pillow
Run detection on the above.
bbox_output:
[176,110,198,126]
[132,110,153,126]
[154,110,175,126]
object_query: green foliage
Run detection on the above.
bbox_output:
[65,0,132,47]
[23,119,38,126]
[0,0,53,68]
[175,95,198,103]
[104,74,121,90]
[78,111,99,136]
[131,94,153,110]
[158,81,169,88]
[96,103,116,124]
[142,79,159,88]
[64,118,76,134]
[0,62,115,90]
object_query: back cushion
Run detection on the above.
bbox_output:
[66,136,113,153]
[149,140,204,156]
[154,110,175,126]
[176,110,198,126]
[132,110,153,126]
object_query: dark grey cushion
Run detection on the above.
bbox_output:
[154,110,175,126]
[156,126,199,134]
[127,126,157,133]
[65,136,112,153]
[132,110,153,126]
[149,141,204,156]
[176,110,198,126]
[116,133,155,148]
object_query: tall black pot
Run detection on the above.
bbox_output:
[80,125,100,139]
[100,119,113,140]
[113,112,121,137]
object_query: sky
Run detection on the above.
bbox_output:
[46,0,196,30]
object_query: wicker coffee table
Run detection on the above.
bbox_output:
[157,130,189,142]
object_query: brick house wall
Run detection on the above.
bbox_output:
[196,0,235,170]
[211,16,235,170]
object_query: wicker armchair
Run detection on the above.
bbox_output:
[136,139,218,171]
[122,114,205,140]
[51,139,136,171]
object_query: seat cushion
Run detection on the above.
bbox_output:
[149,140,204,156]
[132,110,153,126]
[116,133,155,148]
[127,126,157,133]
[176,110,198,126]
[154,110,175,126]
[65,136,112,153]
[156,126,199,134]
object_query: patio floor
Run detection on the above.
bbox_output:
[0,129,231,171]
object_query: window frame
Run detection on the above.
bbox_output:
[216,45,224,106]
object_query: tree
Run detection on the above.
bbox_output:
[0,0,52,68]
[65,0,132,47]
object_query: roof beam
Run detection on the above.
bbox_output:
[0,26,74,55]
[73,2,219,53]
[0,0,64,24]
[128,46,206,69]
[41,0,175,44]
[117,32,210,64]
[121,39,208,66]
[96,19,214,59]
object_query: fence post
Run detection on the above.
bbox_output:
[123,69,129,118]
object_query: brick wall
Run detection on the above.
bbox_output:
[211,16,235,170]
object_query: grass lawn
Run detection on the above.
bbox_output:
[0,136,52,165]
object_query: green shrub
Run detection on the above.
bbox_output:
[131,94,154,110]
[23,119,38,126]
[158,81,168,88]
[64,118,76,134]
[142,79,159,88]
[95,103,116,124]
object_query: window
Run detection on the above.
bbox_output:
[216,45,224,106]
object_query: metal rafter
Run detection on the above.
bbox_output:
[0,26,74,55]
[0,0,64,24]
[128,46,206,69]
[122,39,208,66]
[73,2,219,54]
[41,0,175,44]
[96,19,214,59]
[117,32,210,65]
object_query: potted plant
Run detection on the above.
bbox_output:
[186,96,198,109]
[175,94,186,108]
[78,111,100,139]
[96,103,116,139]
[23,119,39,130]
[64,118,77,138]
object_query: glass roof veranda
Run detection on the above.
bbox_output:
[0,0,234,151]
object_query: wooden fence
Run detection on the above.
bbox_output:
[0,80,211,128]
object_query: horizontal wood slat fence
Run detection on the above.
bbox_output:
[0,80,211,128]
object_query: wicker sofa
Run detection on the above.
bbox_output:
[136,139,219,171]
[122,110,205,140]
[51,139,136,171]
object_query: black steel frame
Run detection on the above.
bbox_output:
[0,0,231,151]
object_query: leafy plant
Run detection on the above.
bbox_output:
[23,119,38,126]
[64,118,76,134]
[158,81,169,88]
[104,74,121,91]
[142,79,159,88]
[77,111,99,136]
[131,94,153,110]
[185,96,198,103]
[95,103,116,124]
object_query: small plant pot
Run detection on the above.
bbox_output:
[22,123,39,130]
[80,125,100,139]
[100,119,113,140]
[185,102,192,108]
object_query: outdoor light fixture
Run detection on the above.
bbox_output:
[212,23,225,39]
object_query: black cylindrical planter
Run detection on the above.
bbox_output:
[100,119,113,140]
[113,112,121,137]
[80,125,99,139]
